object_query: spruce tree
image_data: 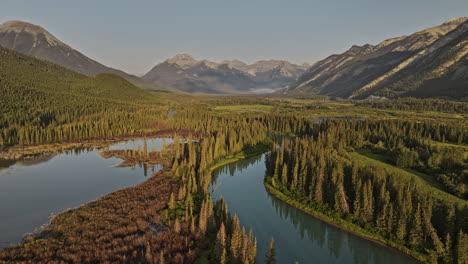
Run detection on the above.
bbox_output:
[265,237,276,264]
[215,223,227,264]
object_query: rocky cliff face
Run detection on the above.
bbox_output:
[143,54,308,94]
[285,17,468,100]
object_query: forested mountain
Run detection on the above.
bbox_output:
[142,54,308,94]
[0,46,165,146]
[0,20,144,83]
[284,17,468,100]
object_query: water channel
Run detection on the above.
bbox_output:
[211,154,418,264]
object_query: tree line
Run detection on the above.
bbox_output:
[355,98,468,113]
[0,46,167,147]
[265,119,467,264]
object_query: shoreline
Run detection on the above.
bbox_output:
[0,165,179,248]
[0,135,179,250]
[0,129,197,160]
[0,139,270,262]
[1,154,171,251]
[1,136,427,262]
[264,183,426,263]
[206,140,272,173]
[208,150,425,263]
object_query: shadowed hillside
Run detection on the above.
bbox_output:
[0,46,166,146]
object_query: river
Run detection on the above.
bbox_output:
[211,154,419,264]
[0,138,172,248]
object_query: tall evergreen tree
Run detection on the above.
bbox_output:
[265,237,276,264]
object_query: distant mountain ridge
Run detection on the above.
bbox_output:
[285,17,468,100]
[142,54,309,94]
[2,19,466,98]
[0,20,141,82]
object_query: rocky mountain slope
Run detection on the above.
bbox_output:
[0,20,141,82]
[285,17,468,100]
[142,54,308,94]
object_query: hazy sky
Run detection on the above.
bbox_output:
[1,0,467,75]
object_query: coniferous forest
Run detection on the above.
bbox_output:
[1,14,468,264]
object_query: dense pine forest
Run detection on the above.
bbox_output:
[0,45,467,264]
[264,119,467,263]
[0,46,170,147]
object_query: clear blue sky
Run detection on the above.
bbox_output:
[1,0,467,75]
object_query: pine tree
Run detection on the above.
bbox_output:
[145,242,153,263]
[173,218,181,233]
[362,180,374,222]
[159,251,165,264]
[314,166,324,202]
[230,215,242,261]
[248,230,257,264]
[281,163,288,186]
[456,230,468,264]
[291,160,299,190]
[168,192,176,210]
[198,200,208,236]
[395,213,407,241]
[443,233,453,264]
[265,237,276,264]
[190,217,196,234]
[215,223,227,264]
[409,204,423,248]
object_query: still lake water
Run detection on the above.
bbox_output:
[0,138,172,248]
[211,154,419,264]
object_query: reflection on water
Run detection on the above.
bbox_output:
[211,154,418,264]
[0,159,16,171]
[0,148,98,172]
[12,155,55,167]
[108,138,173,151]
[0,139,165,248]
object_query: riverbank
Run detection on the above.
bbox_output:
[0,165,198,263]
[264,183,427,263]
[0,131,203,263]
[0,129,197,160]
[0,136,271,263]
[207,140,272,173]
[99,149,172,168]
[205,139,424,263]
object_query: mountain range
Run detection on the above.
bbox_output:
[142,54,309,94]
[1,18,467,99]
[284,17,468,100]
[0,20,308,95]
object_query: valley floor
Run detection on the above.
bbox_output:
[0,96,466,264]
